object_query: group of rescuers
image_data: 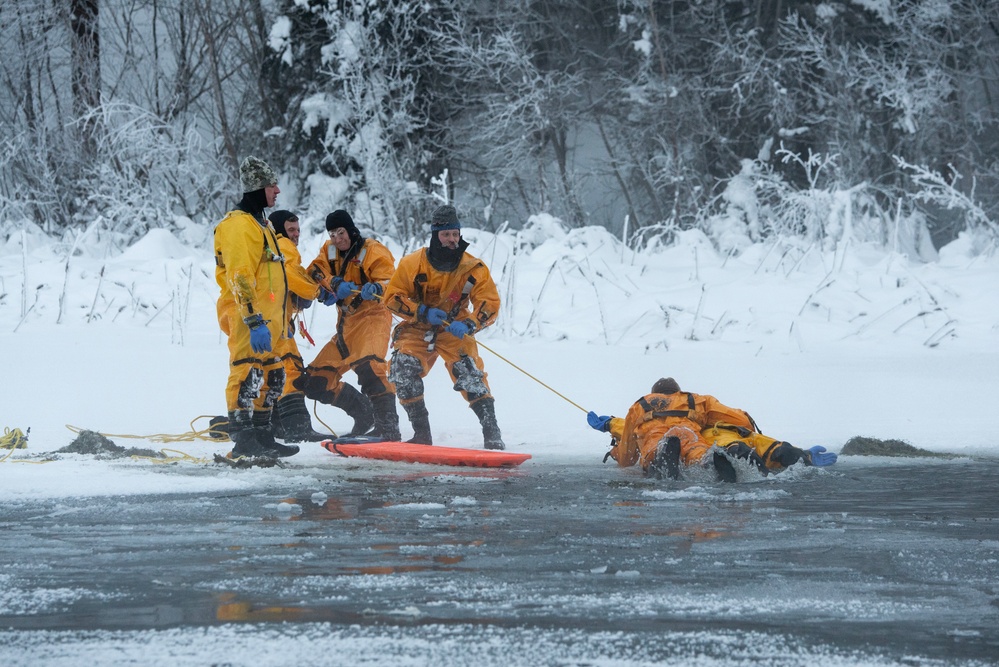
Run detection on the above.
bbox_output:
[214,156,837,480]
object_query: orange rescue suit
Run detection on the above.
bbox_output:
[383,248,500,405]
[606,394,799,473]
[609,392,754,471]
[303,237,396,399]
[273,234,319,397]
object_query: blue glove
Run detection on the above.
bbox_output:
[587,411,612,432]
[418,305,448,326]
[806,446,837,467]
[360,282,383,301]
[335,279,358,300]
[317,287,337,306]
[244,315,272,353]
[446,320,472,339]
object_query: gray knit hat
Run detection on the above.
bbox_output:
[239,156,278,193]
[430,205,461,231]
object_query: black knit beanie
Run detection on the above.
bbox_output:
[325,210,362,244]
[651,377,681,395]
[268,210,298,237]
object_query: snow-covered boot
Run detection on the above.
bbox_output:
[370,393,402,442]
[403,399,432,445]
[274,393,328,442]
[332,384,375,437]
[228,411,258,457]
[471,398,505,450]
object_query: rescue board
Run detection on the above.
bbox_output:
[320,437,531,468]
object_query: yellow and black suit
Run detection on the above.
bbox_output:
[213,210,288,427]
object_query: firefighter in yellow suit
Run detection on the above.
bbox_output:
[266,210,327,442]
[213,156,298,458]
[383,204,504,449]
[587,377,836,480]
[301,210,401,441]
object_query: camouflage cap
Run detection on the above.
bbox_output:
[239,156,278,193]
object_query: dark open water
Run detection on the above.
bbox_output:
[1,456,997,665]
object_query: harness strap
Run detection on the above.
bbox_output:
[638,393,696,421]
[448,276,477,321]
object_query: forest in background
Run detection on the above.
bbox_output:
[2,0,998,258]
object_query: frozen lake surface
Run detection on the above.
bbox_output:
[1,454,997,666]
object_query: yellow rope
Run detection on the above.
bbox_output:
[0,427,30,463]
[130,448,212,465]
[311,401,339,438]
[474,338,589,413]
[66,419,222,444]
[366,290,589,414]
[369,291,590,414]
[60,425,217,464]
[1,427,29,450]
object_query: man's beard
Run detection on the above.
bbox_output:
[427,234,469,272]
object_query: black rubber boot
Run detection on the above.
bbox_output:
[370,393,402,442]
[403,399,432,445]
[712,451,738,483]
[230,428,276,458]
[274,393,328,442]
[229,411,263,458]
[769,442,805,469]
[471,398,505,450]
[258,427,300,457]
[332,384,375,437]
[208,415,229,440]
[229,409,298,458]
[649,435,681,480]
[230,428,298,458]
[249,409,300,457]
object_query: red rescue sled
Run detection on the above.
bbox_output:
[320,437,531,468]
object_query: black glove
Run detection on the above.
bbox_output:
[724,442,764,469]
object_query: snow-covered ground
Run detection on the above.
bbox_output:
[3,216,999,667]
[2,215,998,498]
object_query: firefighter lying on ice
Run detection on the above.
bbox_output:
[587,377,836,481]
